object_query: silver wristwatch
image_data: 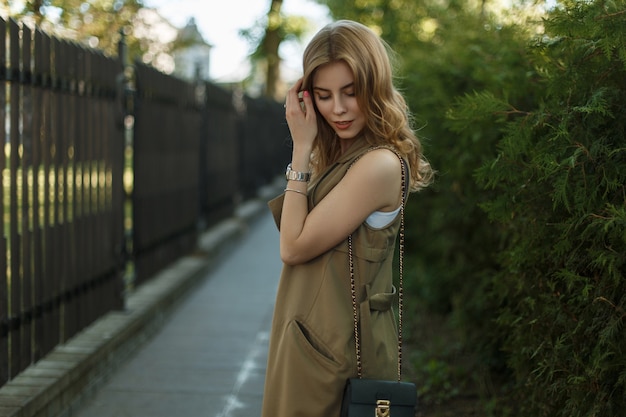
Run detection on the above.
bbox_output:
[285,163,311,182]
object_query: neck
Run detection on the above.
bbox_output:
[339,137,359,155]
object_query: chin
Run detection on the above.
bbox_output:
[335,130,361,140]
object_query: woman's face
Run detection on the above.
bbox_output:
[312,61,366,141]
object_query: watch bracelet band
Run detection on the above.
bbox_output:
[285,163,311,182]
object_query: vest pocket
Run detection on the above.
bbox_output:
[290,319,341,369]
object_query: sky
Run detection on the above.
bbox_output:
[143,0,331,82]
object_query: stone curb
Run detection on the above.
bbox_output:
[0,179,283,417]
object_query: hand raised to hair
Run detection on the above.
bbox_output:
[285,78,317,153]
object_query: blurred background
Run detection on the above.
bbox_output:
[1,1,624,416]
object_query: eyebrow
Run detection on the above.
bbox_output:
[313,82,354,92]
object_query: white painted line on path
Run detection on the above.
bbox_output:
[215,331,269,417]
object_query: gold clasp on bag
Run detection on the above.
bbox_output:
[375,399,390,417]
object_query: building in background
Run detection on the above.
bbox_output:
[172,18,213,81]
[133,12,213,82]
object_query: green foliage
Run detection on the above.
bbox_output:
[7,0,190,71]
[9,0,143,55]
[411,353,461,404]
[239,0,312,98]
[398,5,542,385]
[318,0,434,46]
[452,1,626,415]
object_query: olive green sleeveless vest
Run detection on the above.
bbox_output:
[262,140,404,417]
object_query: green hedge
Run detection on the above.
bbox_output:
[448,1,626,415]
[398,2,540,381]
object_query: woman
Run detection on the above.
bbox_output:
[262,20,433,417]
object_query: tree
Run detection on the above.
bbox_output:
[260,0,283,100]
[8,0,142,53]
[240,0,310,99]
[4,0,182,72]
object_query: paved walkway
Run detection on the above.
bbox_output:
[70,208,281,417]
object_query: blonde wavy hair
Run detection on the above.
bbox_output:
[301,20,433,192]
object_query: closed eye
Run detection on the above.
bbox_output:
[315,92,354,101]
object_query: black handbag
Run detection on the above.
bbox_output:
[341,150,417,417]
[341,378,417,417]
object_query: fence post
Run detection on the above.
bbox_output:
[194,62,208,231]
[117,30,136,295]
[0,16,8,387]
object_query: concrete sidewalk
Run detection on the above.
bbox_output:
[68,205,282,417]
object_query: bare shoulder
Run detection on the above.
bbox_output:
[345,148,402,211]
[350,148,402,179]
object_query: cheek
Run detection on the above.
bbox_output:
[314,100,332,120]
[349,99,363,115]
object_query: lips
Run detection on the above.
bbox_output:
[334,121,353,130]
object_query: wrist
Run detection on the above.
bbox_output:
[288,147,312,177]
[290,145,312,166]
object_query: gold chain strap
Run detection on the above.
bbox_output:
[348,234,363,378]
[348,149,406,381]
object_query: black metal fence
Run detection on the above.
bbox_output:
[0,18,290,387]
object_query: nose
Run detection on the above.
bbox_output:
[333,97,347,115]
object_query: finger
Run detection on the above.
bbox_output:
[301,90,312,106]
[301,90,314,115]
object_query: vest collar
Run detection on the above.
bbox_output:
[336,137,373,165]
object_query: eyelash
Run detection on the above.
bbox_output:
[317,92,355,101]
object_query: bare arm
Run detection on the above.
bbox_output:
[280,149,402,265]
